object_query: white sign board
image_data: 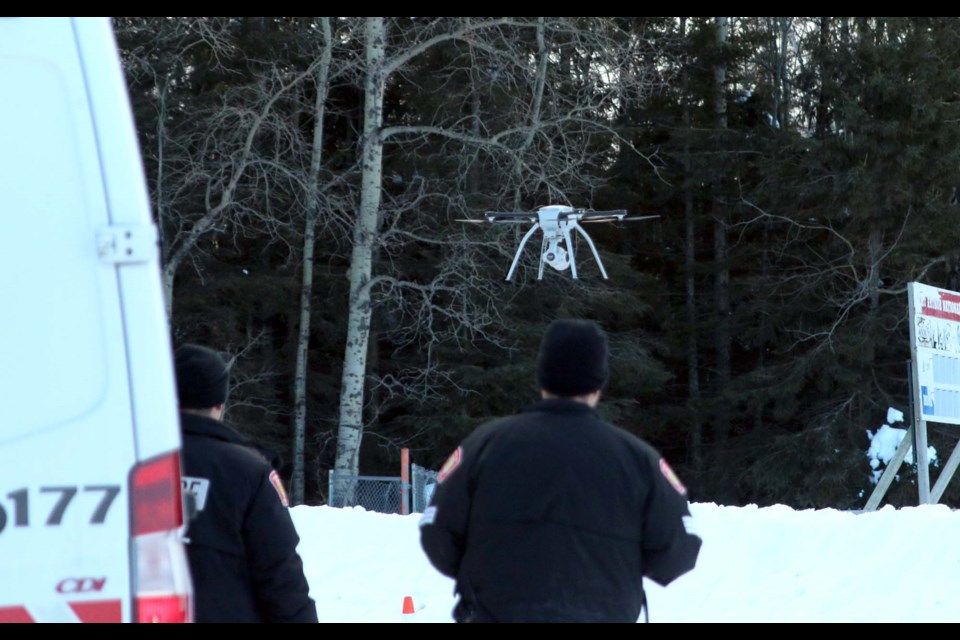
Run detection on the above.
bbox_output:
[909,282,960,425]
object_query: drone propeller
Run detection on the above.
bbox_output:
[579,214,660,224]
[482,212,539,223]
[572,209,628,217]
[457,211,659,225]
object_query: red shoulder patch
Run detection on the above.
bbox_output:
[269,470,290,506]
[437,447,463,484]
[660,458,687,496]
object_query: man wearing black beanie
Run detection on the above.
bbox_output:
[419,319,702,623]
[536,318,610,399]
[174,344,317,623]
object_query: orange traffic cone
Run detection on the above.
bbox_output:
[402,595,416,622]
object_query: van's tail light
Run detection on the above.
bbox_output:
[130,451,193,623]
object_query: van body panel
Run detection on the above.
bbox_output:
[0,18,115,437]
[73,17,182,460]
[0,17,189,622]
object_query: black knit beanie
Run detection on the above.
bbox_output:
[536,319,609,397]
[174,344,229,409]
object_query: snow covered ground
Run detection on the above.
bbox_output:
[291,499,960,623]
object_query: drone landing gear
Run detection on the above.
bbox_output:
[504,221,609,281]
[571,222,609,279]
[505,223,540,281]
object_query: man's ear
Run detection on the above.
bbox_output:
[588,389,602,406]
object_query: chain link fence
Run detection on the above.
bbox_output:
[328,462,439,515]
[327,472,403,513]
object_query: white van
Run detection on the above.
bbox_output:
[0,18,193,622]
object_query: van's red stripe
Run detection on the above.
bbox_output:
[0,606,33,622]
[69,600,123,623]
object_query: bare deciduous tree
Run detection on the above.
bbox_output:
[333,17,675,477]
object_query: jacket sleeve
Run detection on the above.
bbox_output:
[418,441,475,579]
[243,469,319,622]
[640,455,702,587]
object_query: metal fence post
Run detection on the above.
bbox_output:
[401,448,410,515]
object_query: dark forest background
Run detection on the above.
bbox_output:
[113,17,960,509]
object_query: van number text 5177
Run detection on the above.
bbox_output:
[0,486,121,533]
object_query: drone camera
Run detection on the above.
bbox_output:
[543,242,570,271]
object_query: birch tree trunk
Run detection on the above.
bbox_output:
[290,17,333,505]
[335,17,386,478]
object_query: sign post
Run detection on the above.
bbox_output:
[865,282,960,510]
[906,281,960,504]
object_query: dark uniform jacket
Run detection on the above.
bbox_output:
[418,398,702,623]
[179,412,318,623]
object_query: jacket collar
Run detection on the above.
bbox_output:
[179,411,253,447]
[521,397,599,416]
[179,412,284,470]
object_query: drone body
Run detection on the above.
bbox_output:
[460,205,657,281]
